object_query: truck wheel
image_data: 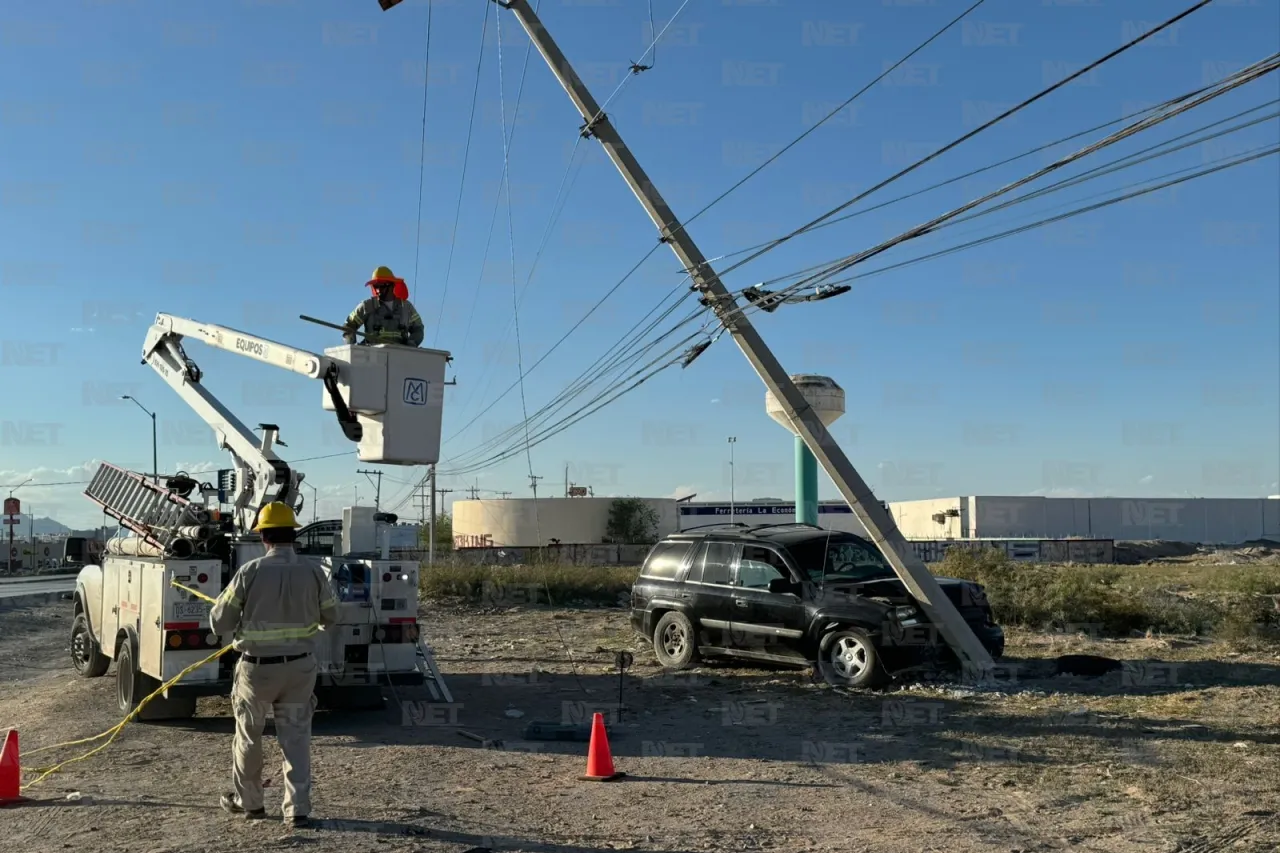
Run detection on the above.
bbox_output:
[817,628,886,689]
[116,641,197,721]
[652,611,698,670]
[71,612,109,678]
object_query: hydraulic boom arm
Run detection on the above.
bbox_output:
[141,313,363,531]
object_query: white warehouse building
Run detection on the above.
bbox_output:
[451,495,1280,548]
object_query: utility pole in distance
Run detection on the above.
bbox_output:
[528,474,543,500]
[357,469,383,511]
[428,465,436,567]
[493,0,993,670]
[435,487,453,556]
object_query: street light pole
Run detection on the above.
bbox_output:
[121,395,158,484]
[728,437,736,524]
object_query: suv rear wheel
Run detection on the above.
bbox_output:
[817,628,885,689]
[651,611,697,670]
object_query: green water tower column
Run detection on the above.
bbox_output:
[766,375,846,527]
[795,435,819,526]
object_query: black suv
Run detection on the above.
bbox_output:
[629,523,1004,688]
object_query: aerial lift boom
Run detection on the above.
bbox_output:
[72,313,455,720]
[139,312,450,530]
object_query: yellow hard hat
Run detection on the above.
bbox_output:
[368,265,397,285]
[254,501,300,531]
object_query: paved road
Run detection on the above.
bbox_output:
[0,578,74,599]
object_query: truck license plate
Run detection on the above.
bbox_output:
[174,601,210,620]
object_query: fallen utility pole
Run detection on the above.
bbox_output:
[494,0,993,671]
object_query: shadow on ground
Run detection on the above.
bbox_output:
[245,653,1280,772]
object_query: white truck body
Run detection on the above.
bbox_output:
[70,313,452,718]
[73,532,428,717]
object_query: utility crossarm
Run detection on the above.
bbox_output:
[141,314,363,532]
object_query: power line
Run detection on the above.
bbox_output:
[450,102,589,422]
[446,0,988,434]
[440,102,1278,477]
[811,145,1280,290]
[410,0,434,303]
[705,0,1220,284]
[583,0,697,129]
[496,5,541,510]
[432,0,491,348]
[743,97,1280,296]
[448,0,691,423]
[699,82,1239,270]
[438,321,704,477]
[749,53,1280,305]
[438,300,707,473]
[671,0,988,246]
[454,0,542,360]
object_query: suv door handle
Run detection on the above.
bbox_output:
[733,599,749,609]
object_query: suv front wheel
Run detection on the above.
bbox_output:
[651,611,698,670]
[817,628,886,689]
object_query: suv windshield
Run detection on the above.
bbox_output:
[783,535,897,583]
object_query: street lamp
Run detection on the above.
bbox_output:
[305,483,319,523]
[727,437,737,524]
[120,396,158,484]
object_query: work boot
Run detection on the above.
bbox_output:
[220,793,267,820]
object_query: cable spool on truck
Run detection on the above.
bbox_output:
[69,314,454,720]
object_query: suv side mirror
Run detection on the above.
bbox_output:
[768,577,797,595]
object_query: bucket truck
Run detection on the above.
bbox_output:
[70,314,454,720]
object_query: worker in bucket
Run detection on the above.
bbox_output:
[341,265,425,346]
[210,501,339,828]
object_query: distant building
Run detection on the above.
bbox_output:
[450,495,1280,548]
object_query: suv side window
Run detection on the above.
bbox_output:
[699,542,736,586]
[640,541,694,580]
[736,545,790,589]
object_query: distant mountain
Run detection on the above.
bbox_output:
[2,515,72,536]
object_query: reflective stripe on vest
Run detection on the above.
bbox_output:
[236,623,323,643]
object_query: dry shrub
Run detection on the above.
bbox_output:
[935,547,1265,639]
[420,562,638,606]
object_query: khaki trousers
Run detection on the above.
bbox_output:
[231,654,318,818]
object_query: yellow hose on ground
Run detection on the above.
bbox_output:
[19,580,231,791]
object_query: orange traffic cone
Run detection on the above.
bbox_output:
[580,713,624,782]
[0,729,28,806]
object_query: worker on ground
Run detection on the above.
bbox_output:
[342,265,425,347]
[210,501,339,828]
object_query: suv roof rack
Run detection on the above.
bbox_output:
[675,522,755,533]
[744,522,826,533]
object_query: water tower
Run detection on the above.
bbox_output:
[765,375,845,526]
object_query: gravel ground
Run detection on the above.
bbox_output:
[2,598,1278,853]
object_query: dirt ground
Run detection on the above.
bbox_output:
[2,594,1278,853]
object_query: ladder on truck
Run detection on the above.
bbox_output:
[85,463,211,553]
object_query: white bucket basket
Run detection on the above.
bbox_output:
[321,344,450,466]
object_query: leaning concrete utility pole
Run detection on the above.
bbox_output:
[494,0,993,670]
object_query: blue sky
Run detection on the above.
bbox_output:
[1,0,1277,528]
